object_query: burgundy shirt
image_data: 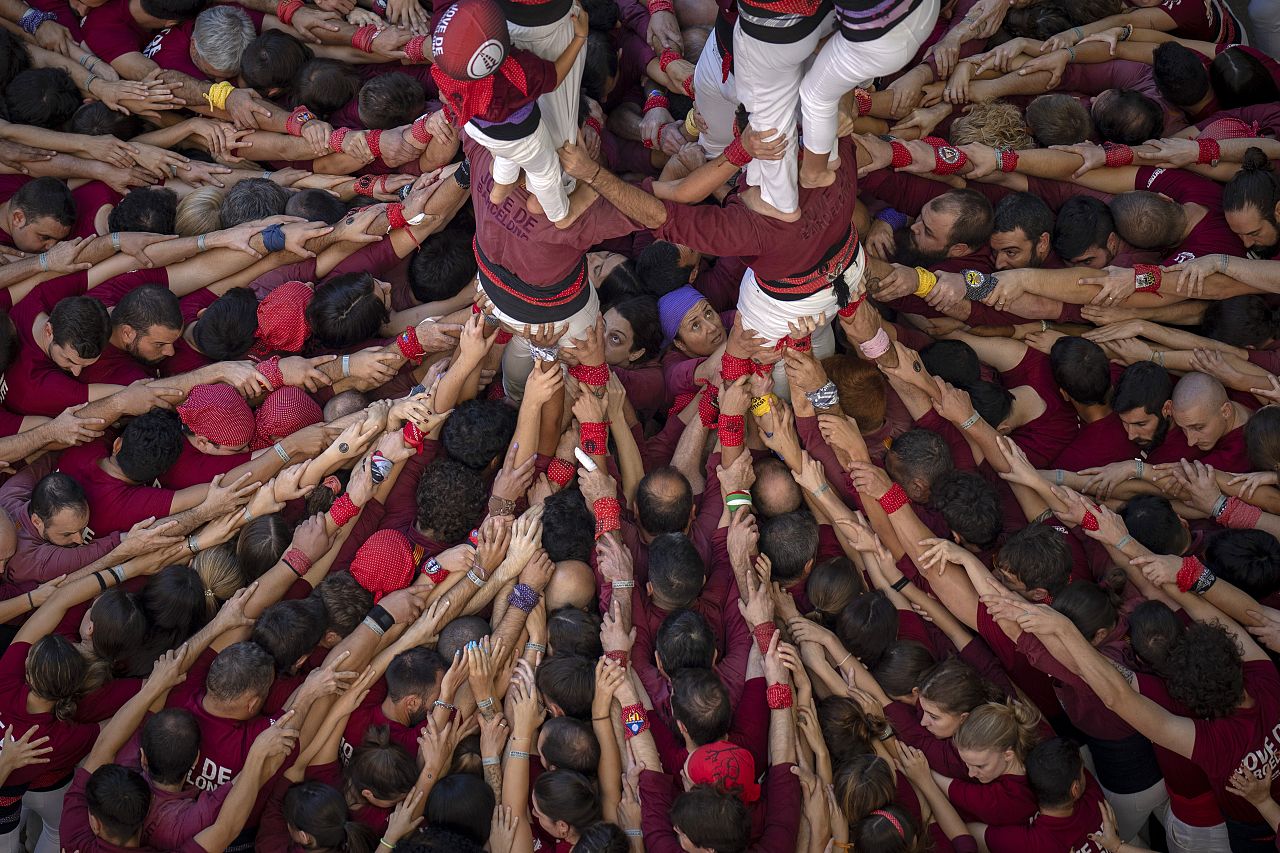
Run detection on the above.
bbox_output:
[1051,413,1134,471]
[83,0,151,63]
[1135,166,1246,263]
[61,769,205,853]
[983,773,1107,853]
[1000,348,1080,468]
[57,439,176,537]
[0,642,98,790]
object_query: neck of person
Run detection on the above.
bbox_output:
[381,696,408,726]
[1071,399,1110,424]
[100,454,133,484]
[1180,203,1207,240]
[1005,386,1044,430]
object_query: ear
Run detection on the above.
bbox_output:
[1161,399,1173,418]
[630,346,647,363]
[10,209,25,229]
[29,512,43,537]
[672,338,692,358]
[1221,399,1233,421]
[1035,232,1051,257]
[1105,232,1119,255]
[946,243,973,259]
[120,324,137,344]
[89,813,103,838]
[360,787,375,804]
[112,436,123,456]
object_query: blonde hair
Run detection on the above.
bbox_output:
[953,700,1042,761]
[950,101,1034,150]
[175,187,225,237]
[192,543,245,618]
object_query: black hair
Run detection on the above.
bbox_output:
[598,262,642,310]
[386,646,446,703]
[759,511,819,583]
[312,571,374,638]
[961,378,1014,429]
[240,30,311,95]
[932,471,1002,549]
[441,399,518,470]
[656,608,716,672]
[1152,41,1212,107]
[635,466,693,535]
[251,597,327,674]
[0,31,30,92]
[1223,147,1280,228]
[535,655,596,719]
[30,471,87,522]
[648,532,705,607]
[193,287,259,361]
[68,101,139,139]
[993,192,1054,245]
[1246,405,1280,472]
[409,226,478,303]
[1113,360,1173,416]
[835,592,898,669]
[304,271,389,349]
[540,716,601,775]
[997,523,1073,597]
[285,188,348,224]
[1128,599,1183,669]
[607,296,662,364]
[637,240,691,297]
[935,189,994,250]
[540,488,596,563]
[1200,295,1276,348]
[579,0,619,30]
[140,708,201,785]
[358,73,425,129]
[49,296,110,359]
[871,640,936,699]
[671,668,731,745]
[581,31,618,103]
[1049,336,1110,406]
[87,587,147,677]
[4,68,79,129]
[1052,581,1117,639]
[219,177,289,227]
[1093,89,1165,144]
[1121,495,1185,557]
[1205,529,1280,600]
[425,773,495,844]
[1051,195,1116,262]
[920,339,981,387]
[534,769,602,831]
[284,781,378,853]
[113,285,183,335]
[392,827,486,853]
[293,58,360,117]
[10,176,74,228]
[888,429,953,489]
[1162,621,1245,718]
[1003,1,1072,39]
[572,823,630,853]
[669,786,751,853]
[1025,739,1084,809]
[85,765,152,843]
[415,457,486,543]
[117,408,183,483]
[128,565,211,675]
[1211,47,1280,110]
[548,606,604,658]
[108,188,178,234]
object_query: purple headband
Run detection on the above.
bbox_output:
[658,285,704,346]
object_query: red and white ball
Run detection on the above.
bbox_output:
[432,0,511,80]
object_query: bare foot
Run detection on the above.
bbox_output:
[490,181,516,205]
[553,182,600,229]
[799,156,836,189]
[742,186,801,222]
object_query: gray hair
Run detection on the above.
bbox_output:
[192,5,255,77]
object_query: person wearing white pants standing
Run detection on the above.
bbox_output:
[731,0,834,219]
[691,15,738,158]
[797,0,939,188]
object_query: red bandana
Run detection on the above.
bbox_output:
[431,55,530,127]
[687,741,761,802]
[178,384,254,449]
[252,386,322,450]
[253,280,313,357]
[350,529,416,602]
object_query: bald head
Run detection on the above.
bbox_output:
[753,458,801,518]
[1172,372,1232,451]
[546,559,596,611]
[636,466,693,536]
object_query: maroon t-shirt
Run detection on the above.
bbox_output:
[0,642,99,790]
[1199,425,1252,473]
[77,343,152,386]
[1160,0,1243,43]
[949,773,1037,825]
[983,773,1107,853]
[71,182,122,240]
[144,774,232,850]
[1135,166,1246,262]
[57,439,176,537]
[158,440,250,490]
[1000,348,1080,468]
[339,684,427,762]
[61,768,205,853]
[1051,413,1133,471]
[83,0,152,62]
[1192,659,1280,823]
[655,136,858,282]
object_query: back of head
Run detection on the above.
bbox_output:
[219,178,289,227]
[358,73,425,128]
[437,616,491,661]
[285,188,348,224]
[12,177,74,229]
[835,592,898,669]
[636,466,693,535]
[348,729,417,802]
[805,556,866,623]
[1223,148,1280,232]
[141,708,200,784]
[1110,191,1184,250]
[962,379,1014,432]
[410,226,478,304]
[671,668,731,746]
[759,511,819,584]
[547,606,603,658]
[889,428,953,492]
[540,716,601,775]
[871,640,936,699]
[572,823,630,853]
[1153,42,1211,106]
[305,271,388,348]
[441,399,518,470]
[920,339,980,387]
[139,0,207,22]
[49,295,110,360]
[113,284,182,337]
[295,58,360,116]
[415,457,486,544]
[850,804,921,853]
[386,646,445,703]
[822,354,887,431]
[994,192,1054,245]
[1093,89,1165,144]
[1121,494,1185,556]
[1162,621,1244,718]
[950,100,1033,149]
[1128,599,1183,668]
[656,608,716,672]
[236,513,289,581]
[285,780,377,852]
[26,633,86,721]
[108,188,178,234]
[205,640,274,705]
[87,588,146,676]
[1026,93,1093,148]
[1052,195,1115,263]
[241,30,311,93]
[425,773,495,844]
[69,101,141,139]
[393,827,487,853]
[31,470,87,526]
[539,488,595,563]
[175,186,223,237]
[1025,739,1083,809]
[1052,580,1117,640]
[1049,336,1110,405]
[0,31,29,92]
[932,471,1002,549]
[997,523,1072,598]
[648,532,705,607]
[669,786,751,853]
[251,597,327,673]
[141,564,210,646]
[117,408,183,483]
[4,68,79,128]
[534,769,602,832]
[818,697,884,766]
[85,765,151,844]
[636,240,690,296]
[535,654,596,718]
[1246,405,1280,472]
[1201,295,1276,348]
[834,753,894,820]
[934,189,994,250]
[1003,0,1069,37]
[1206,529,1280,600]
[918,657,1002,715]
[192,4,255,77]
[1211,47,1280,110]
[953,700,1042,761]
[313,571,374,639]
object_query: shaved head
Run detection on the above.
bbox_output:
[1172,372,1232,451]
[546,559,596,611]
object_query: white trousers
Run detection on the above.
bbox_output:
[692,27,738,158]
[509,12,584,147]
[0,781,70,853]
[1163,805,1231,853]
[732,12,835,214]
[1249,0,1280,58]
[466,120,570,222]
[1098,776,1169,844]
[798,0,940,157]
[491,284,601,400]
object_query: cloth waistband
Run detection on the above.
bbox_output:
[474,237,590,323]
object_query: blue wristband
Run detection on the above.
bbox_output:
[260,223,286,253]
[19,8,53,33]
[875,207,910,230]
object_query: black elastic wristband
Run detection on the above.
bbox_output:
[454,158,471,189]
[367,604,395,632]
[95,571,108,591]
[891,576,910,592]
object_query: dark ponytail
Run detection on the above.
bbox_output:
[1223,147,1280,221]
[25,634,86,722]
[283,781,378,853]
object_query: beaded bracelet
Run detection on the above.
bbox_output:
[404,34,428,64]
[852,87,872,117]
[605,650,629,668]
[329,493,359,527]
[367,129,384,162]
[877,482,909,514]
[507,582,541,613]
[1197,137,1221,165]
[1103,142,1133,168]
[397,326,425,364]
[766,683,794,709]
[643,91,669,113]
[328,127,350,154]
[752,621,777,654]
[580,421,609,456]
[410,114,432,145]
[889,140,912,169]
[995,147,1019,172]
[19,8,53,33]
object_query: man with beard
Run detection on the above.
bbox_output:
[79,285,184,385]
[889,188,995,274]
[1223,147,1280,259]
[1051,196,1164,270]
[990,193,1057,271]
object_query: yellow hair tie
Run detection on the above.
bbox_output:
[684,109,700,139]
[204,81,235,112]
[913,266,938,298]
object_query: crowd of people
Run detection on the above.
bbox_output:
[0,0,1278,848]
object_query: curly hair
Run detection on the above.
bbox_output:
[950,101,1034,150]
[415,458,486,544]
[1161,621,1244,719]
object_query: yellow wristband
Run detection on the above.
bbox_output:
[204,81,235,112]
[750,395,773,417]
[913,266,938,297]
[684,109,700,139]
